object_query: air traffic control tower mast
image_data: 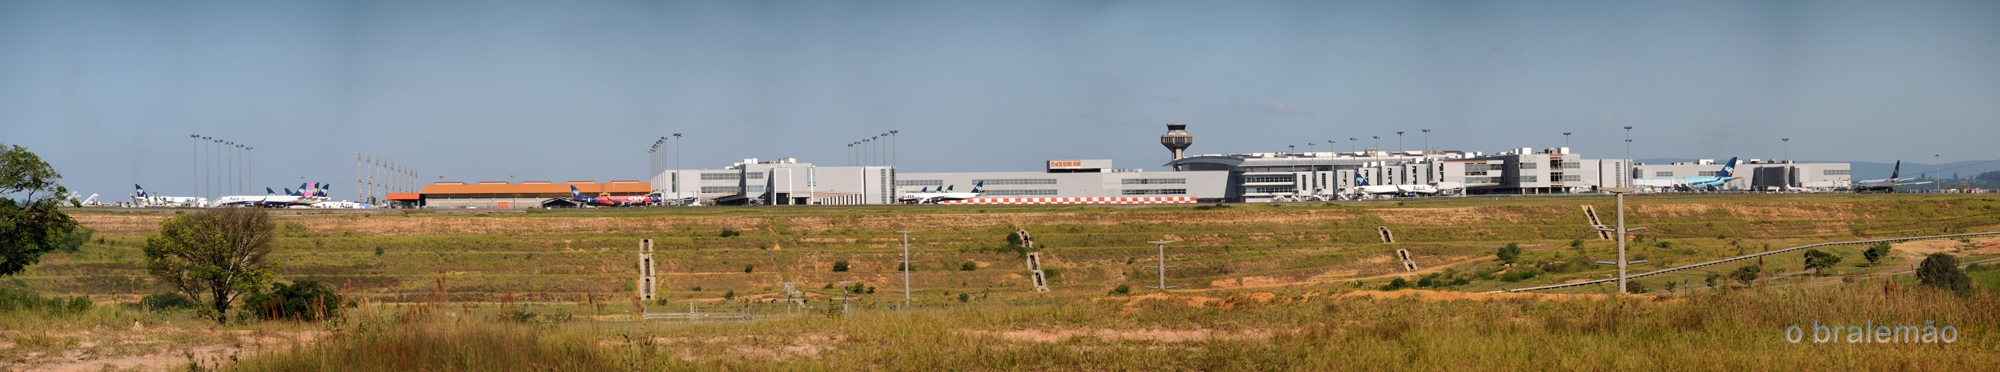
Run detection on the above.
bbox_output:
[1161,123,1194,171]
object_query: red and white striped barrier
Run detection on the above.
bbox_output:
[938,196,1197,205]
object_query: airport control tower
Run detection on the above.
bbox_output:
[1161,123,1193,171]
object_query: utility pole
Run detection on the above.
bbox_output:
[897,230,918,309]
[1598,188,1646,294]
[1146,239,1177,291]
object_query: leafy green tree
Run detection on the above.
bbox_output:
[0,144,79,277]
[1496,243,1522,265]
[144,208,278,324]
[1863,242,1892,266]
[1730,265,1762,287]
[1802,249,1841,276]
[1917,253,1972,295]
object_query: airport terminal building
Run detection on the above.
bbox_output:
[408,123,1853,208]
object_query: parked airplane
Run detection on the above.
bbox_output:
[307,201,371,209]
[899,182,984,204]
[1633,157,1741,192]
[130,185,207,207]
[1853,161,1932,193]
[1346,175,1445,198]
[208,187,328,208]
[569,185,662,206]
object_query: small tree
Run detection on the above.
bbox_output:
[1496,243,1522,265]
[1863,242,1891,266]
[743,264,755,273]
[144,208,277,324]
[1916,253,1971,295]
[1704,271,1721,288]
[1108,284,1130,295]
[1802,249,1841,276]
[832,260,850,272]
[0,144,79,277]
[960,261,977,271]
[1730,265,1761,287]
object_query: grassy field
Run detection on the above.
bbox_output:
[3,193,1998,369]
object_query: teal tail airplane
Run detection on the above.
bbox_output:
[1633,157,1740,191]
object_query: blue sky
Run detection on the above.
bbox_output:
[2,1,1996,199]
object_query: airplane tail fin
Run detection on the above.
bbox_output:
[972,181,984,193]
[946,185,954,192]
[1356,173,1370,186]
[134,184,146,197]
[266,187,275,196]
[1718,157,1740,177]
[1891,161,1901,179]
[571,185,582,198]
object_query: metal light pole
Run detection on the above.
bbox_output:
[879,133,888,166]
[1421,129,1431,155]
[1623,126,1634,188]
[190,134,199,197]
[1372,136,1380,152]
[1396,131,1405,153]
[234,144,244,194]
[1327,139,1336,154]
[244,146,253,194]
[1308,143,1316,153]
[889,130,899,169]
[1563,132,1571,148]
[1146,239,1177,291]
[1597,188,1646,294]
[207,138,218,198]
[847,143,855,166]
[1781,138,1790,161]
[673,133,682,196]
[1288,145,1295,154]
[1349,138,1357,153]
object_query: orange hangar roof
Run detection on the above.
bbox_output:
[418,181,652,196]
[386,192,422,201]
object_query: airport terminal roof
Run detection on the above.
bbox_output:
[418,181,651,196]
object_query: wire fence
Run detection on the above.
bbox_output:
[1501,230,2000,293]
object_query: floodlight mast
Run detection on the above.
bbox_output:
[1146,239,1177,290]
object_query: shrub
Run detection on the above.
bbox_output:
[1496,243,1521,265]
[719,228,741,238]
[723,290,736,300]
[1917,253,1972,295]
[832,261,850,272]
[1498,267,1542,282]
[1704,272,1721,288]
[1108,284,1130,295]
[1380,278,1409,291]
[1863,242,1892,266]
[956,293,970,303]
[960,261,977,271]
[139,292,200,312]
[1626,280,1649,294]
[743,264,755,273]
[0,288,92,316]
[241,280,344,322]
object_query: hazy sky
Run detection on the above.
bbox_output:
[3,1,1997,199]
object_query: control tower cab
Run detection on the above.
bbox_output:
[1160,123,1194,170]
